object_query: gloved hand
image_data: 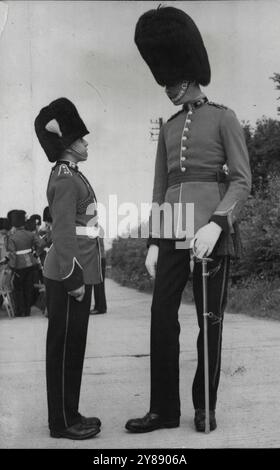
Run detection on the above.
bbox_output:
[69,285,85,302]
[192,222,222,259]
[145,244,159,279]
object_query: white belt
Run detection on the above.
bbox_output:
[16,249,32,255]
[76,226,99,238]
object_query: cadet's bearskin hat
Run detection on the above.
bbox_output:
[135,6,211,87]
[43,206,52,223]
[9,210,26,228]
[0,218,10,231]
[34,97,89,162]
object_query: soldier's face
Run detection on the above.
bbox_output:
[69,138,89,161]
[165,81,191,105]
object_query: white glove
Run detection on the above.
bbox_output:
[145,244,159,279]
[192,222,222,259]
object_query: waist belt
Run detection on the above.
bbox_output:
[15,249,32,255]
[76,226,99,238]
[167,169,228,188]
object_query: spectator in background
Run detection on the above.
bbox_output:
[6,210,44,317]
[0,218,10,263]
[90,237,107,314]
[29,214,42,234]
[7,210,18,235]
[24,217,37,233]
[0,218,10,309]
[25,216,44,305]
[39,206,53,263]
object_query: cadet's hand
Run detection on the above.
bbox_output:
[145,245,159,279]
[69,285,85,302]
[193,222,222,259]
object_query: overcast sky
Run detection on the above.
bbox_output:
[0,0,280,235]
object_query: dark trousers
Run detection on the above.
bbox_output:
[93,258,107,313]
[13,266,35,317]
[150,240,230,420]
[45,278,92,432]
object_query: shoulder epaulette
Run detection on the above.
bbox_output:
[207,101,228,110]
[167,109,184,122]
[56,164,73,177]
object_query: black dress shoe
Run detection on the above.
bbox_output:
[80,415,101,427]
[50,422,100,440]
[125,412,180,433]
[194,409,217,432]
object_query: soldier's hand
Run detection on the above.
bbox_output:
[145,245,159,279]
[193,222,222,259]
[69,285,85,302]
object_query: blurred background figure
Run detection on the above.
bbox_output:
[39,206,53,264]
[0,217,10,263]
[0,217,10,311]
[29,214,42,234]
[6,209,44,317]
[90,237,107,315]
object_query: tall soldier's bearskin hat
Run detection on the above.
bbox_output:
[43,206,52,224]
[34,97,89,162]
[9,210,26,228]
[134,5,211,87]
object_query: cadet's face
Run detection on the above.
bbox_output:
[70,138,89,161]
[165,81,191,105]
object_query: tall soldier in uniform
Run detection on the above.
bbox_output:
[35,98,102,440]
[126,6,251,433]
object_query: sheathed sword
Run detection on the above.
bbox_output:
[190,240,212,434]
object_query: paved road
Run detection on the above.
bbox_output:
[0,279,280,449]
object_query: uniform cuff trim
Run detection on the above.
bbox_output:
[209,215,230,233]
[147,237,160,248]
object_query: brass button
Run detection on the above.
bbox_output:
[181,167,186,172]
[181,157,186,161]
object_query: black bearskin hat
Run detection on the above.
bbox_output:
[135,6,211,87]
[25,218,36,232]
[9,210,26,228]
[34,97,89,162]
[43,206,52,223]
[7,210,18,227]
[0,218,10,231]
[30,214,41,226]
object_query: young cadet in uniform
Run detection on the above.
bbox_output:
[125,6,251,433]
[35,98,102,440]
[6,210,43,317]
